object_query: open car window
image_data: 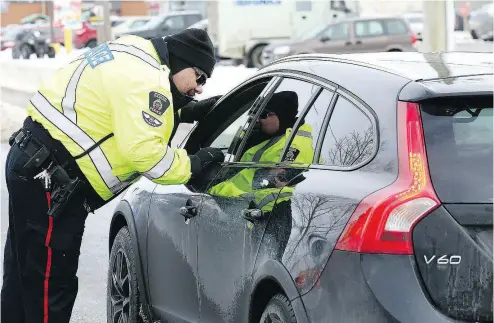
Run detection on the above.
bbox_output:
[184,77,279,159]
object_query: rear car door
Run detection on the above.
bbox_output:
[351,19,389,53]
[412,95,493,322]
[194,76,326,323]
[263,89,381,302]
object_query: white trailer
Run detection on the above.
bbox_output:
[207,0,359,67]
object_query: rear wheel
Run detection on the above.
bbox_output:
[86,39,97,48]
[260,294,297,323]
[107,226,142,323]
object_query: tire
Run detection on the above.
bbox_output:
[247,44,267,69]
[20,44,33,59]
[260,294,297,323]
[107,226,142,323]
[86,39,97,49]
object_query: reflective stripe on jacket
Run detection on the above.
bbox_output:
[26,36,191,201]
[209,123,314,203]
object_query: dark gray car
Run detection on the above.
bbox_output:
[263,16,418,65]
[107,52,492,323]
[115,11,202,40]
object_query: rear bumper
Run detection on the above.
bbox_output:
[301,251,470,323]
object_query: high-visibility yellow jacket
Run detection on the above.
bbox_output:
[208,123,314,206]
[26,35,191,201]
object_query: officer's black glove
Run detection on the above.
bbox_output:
[189,147,225,177]
[180,95,222,123]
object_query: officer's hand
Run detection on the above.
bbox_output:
[189,147,225,177]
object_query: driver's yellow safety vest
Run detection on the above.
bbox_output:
[209,123,314,211]
[26,36,192,201]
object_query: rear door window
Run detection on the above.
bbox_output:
[384,19,408,35]
[319,95,377,167]
[420,96,493,203]
[355,20,384,38]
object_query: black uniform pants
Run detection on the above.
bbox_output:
[1,143,89,323]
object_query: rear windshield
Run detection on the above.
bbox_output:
[420,96,493,203]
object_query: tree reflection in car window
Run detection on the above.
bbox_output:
[319,96,376,167]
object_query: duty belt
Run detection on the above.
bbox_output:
[10,128,88,218]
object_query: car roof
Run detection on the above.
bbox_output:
[260,52,493,102]
[268,52,493,81]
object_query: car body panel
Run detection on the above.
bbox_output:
[413,206,493,322]
[146,184,202,323]
[196,164,297,323]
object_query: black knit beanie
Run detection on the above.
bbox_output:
[265,91,299,132]
[166,28,216,77]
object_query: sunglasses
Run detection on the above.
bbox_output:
[193,67,207,86]
[259,110,276,119]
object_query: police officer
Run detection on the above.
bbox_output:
[1,29,225,323]
[209,90,314,201]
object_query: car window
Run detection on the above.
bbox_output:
[234,77,319,163]
[283,89,334,164]
[420,97,492,203]
[355,20,384,38]
[210,109,250,160]
[164,16,185,29]
[384,19,408,35]
[319,95,376,167]
[321,22,350,40]
[185,15,202,26]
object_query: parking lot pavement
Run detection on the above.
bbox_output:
[0,123,193,322]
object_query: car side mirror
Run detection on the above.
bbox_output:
[320,36,330,42]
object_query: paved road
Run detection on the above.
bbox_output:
[0,122,193,322]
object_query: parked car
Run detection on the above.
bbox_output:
[115,11,203,40]
[107,51,493,323]
[111,16,151,40]
[72,20,98,49]
[262,16,418,66]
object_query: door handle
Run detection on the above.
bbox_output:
[345,41,352,46]
[242,208,263,222]
[356,40,363,45]
[180,198,198,219]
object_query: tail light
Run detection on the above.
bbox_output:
[411,34,418,44]
[335,101,440,255]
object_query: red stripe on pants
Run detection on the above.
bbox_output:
[44,192,53,323]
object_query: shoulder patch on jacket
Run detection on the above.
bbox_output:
[148,91,169,116]
[84,43,114,68]
[142,111,163,127]
[284,147,300,162]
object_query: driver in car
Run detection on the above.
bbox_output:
[208,91,315,211]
